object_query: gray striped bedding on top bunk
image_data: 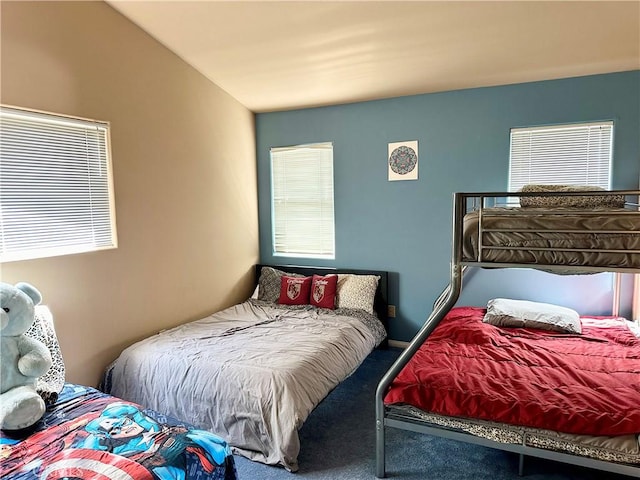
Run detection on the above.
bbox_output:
[462,205,640,269]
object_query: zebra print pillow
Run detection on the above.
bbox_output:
[25,306,65,405]
[257,267,304,303]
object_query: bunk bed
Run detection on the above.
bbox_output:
[375,188,640,478]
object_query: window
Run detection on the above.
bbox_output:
[0,105,117,262]
[509,121,614,192]
[270,142,335,259]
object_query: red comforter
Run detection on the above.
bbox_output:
[384,307,640,436]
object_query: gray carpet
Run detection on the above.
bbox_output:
[234,348,631,480]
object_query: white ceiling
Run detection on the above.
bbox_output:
[106,1,640,113]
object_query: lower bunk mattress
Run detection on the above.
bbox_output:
[384,307,640,466]
[387,405,640,465]
[0,383,237,480]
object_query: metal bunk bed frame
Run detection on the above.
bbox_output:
[375,189,640,479]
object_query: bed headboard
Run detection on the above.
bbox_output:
[254,264,389,345]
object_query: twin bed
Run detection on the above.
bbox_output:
[1,307,238,480]
[376,188,640,478]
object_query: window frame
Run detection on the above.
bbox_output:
[508,120,614,194]
[0,104,118,262]
[270,141,335,259]
[634,275,640,322]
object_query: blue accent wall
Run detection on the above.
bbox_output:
[256,71,640,341]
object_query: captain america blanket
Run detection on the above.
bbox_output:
[1,384,238,480]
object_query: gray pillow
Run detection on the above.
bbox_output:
[519,184,625,209]
[257,267,303,303]
[483,298,582,334]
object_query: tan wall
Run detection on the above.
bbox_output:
[0,1,259,386]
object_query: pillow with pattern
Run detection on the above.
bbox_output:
[278,275,312,305]
[25,305,66,405]
[336,274,380,314]
[258,267,304,303]
[310,274,338,309]
[519,184,625,209]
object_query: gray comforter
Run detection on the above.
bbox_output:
[462,207,640,269]
[105,300,386,471]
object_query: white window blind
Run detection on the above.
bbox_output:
[0,105,117,262]
[270,142,335,258]
[509,121,613,192]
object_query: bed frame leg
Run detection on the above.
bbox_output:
[518,454,525,476]
[376,417,386,478]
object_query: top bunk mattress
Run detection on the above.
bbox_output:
[462,207,640,270]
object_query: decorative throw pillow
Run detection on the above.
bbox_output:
[258,267,304,303]
[310,274,338,309]
[25,305,66,405]
[519,184,625,209]
[483,298,582,334]
[278,275,312,305]
[336,274,380,314]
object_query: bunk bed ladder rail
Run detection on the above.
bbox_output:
[375,192,466,478]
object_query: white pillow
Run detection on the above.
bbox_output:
[627,320,640,339]
[250,285,259,300]
[336,274,380,314]
[483,298,582,334]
